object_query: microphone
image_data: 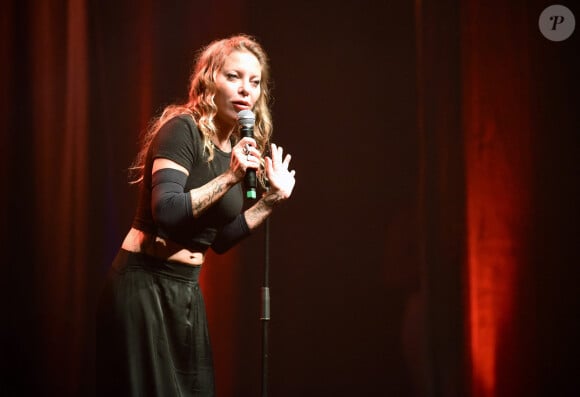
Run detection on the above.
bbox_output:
[237,109,257,199]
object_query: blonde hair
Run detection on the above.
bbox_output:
[130,34,273,183]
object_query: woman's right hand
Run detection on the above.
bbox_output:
[230,137,261,181]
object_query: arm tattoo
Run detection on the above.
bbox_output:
[190,177,230,218]
[262,192,283,207]
[244,193,282,230]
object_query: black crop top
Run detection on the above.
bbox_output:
[132,115,246,252]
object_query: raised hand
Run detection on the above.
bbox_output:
[264,143,296,202]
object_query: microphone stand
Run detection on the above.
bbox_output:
[238,109,269,395]
[260,216,271,397]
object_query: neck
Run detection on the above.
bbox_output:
[212,135,232,152]
[213,119,236,151]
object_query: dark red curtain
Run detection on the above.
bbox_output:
[416,0,580,396]
[2,0,578,396]
[461,1,579,395]
[2,0,91,394]
[1,0,247,395]
[461,2,535,395]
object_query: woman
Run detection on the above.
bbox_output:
[96,34,296,397]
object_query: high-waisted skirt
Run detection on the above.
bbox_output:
[96,249,215,397]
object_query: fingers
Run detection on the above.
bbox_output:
[238,137,259,157]
[230,138,262,181]
[265,156,273,172]
[263,142,296,198]
[239,136,257,147]
[265,147,296,176]
[236,141,295,178]
[268,143,293,170]
[270,143,283,163]
[235,138,261,169]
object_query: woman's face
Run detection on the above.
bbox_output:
[214,50,262,128]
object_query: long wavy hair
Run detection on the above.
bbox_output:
[129,34,273,183]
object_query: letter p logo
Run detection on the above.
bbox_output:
[550,15,565,31]
[539,5,576,41]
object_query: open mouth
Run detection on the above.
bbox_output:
[232,101,251,111]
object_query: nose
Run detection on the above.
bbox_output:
[238,80,250,96]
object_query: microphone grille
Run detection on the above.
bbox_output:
[237,109,255,127]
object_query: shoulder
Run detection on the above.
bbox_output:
[152,114,203,169]
[155,115,203,147]
[160,114,199,137]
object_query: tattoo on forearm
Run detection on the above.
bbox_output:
[245,193,282,229]
[245,202,269,228]
[263,193,283,208]
[191,179,228,217]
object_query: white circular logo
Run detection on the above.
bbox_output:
[539,5,576,41]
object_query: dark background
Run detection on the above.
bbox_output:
[1,0,578,396]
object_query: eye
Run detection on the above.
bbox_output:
[226,72,238,80]
[251,79,261,87]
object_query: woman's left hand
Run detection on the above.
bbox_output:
[264,143,296,202]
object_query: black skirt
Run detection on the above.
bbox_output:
[96,249,215,397]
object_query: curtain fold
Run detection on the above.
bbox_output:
[415,0,466,395]
[461,2,534,396]
[29,0,90,394]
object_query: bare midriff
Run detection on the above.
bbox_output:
[121,227,205,266]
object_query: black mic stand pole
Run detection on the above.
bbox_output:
[260,216,271,397]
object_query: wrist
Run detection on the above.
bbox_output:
[261,191,285,208]
[223,169,241,185]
